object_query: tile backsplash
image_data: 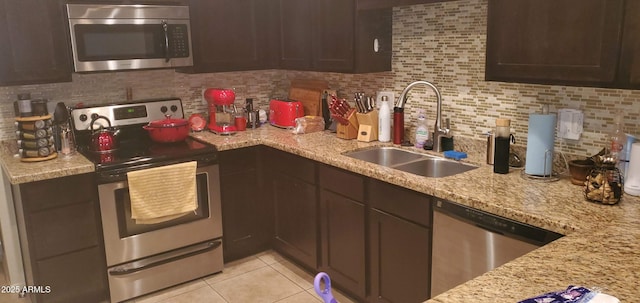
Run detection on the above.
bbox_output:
[1,0,638,160]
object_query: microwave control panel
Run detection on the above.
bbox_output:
[169,25,190,58]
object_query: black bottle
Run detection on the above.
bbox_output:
[493,119,511,174]
[494,136,510,174]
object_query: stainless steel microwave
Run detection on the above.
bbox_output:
[66,4,193,72]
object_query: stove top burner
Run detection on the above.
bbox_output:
[78,136,216,169]
[70,99,218,181]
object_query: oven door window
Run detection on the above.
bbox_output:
[114,172,210,238]
[74,24,166,61]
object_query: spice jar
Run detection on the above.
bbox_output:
[584,162,623,205]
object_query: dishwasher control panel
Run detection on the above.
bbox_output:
[434,200,563,246]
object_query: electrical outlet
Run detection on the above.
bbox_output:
[201,88,208,105]
[376,91,395,109]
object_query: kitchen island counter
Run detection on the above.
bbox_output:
[2,126,639,302]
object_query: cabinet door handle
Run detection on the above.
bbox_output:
[162,20,170,63]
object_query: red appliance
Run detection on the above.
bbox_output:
[204,88,237,135]
[269,99,304,128]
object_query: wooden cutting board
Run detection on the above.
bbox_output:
[289,87,322,116]
[288,79,328,117]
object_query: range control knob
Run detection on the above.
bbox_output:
[170,105,178,112]
[161,106,168,113]
[90,113,99,120]
[79,114,88,122]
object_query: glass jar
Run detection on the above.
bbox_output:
[584,163,624,205]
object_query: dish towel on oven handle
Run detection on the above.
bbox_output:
[127,161,198,224]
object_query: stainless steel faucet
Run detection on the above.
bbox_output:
[396,80,450,152]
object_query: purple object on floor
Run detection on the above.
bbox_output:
[518,286,596,303]
[314,272,338,303]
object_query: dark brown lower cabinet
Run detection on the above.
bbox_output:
[369,210,431,303]
[12,173,108,303]
[319,165,366,300]
[219,146,271,262]
[267,148,318,270]
[368,180,431,303]
[221,148,434,303]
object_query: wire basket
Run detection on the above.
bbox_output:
[584,164,623,205]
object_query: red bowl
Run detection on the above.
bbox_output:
[204,88,235,105]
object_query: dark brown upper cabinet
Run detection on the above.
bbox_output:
[619,0,640,87]
[186,0,277,73]
[0,0,72,86]
[485,0,638,88]
[277,0,392,73]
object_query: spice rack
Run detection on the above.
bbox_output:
[15,114,57,162]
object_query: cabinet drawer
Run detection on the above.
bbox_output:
[30,202,100,259]
[369,179,431,226]
[265,148,315,183]
[20,173,97,212]
[319,164,364,202]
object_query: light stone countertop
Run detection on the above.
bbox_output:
[0,141,94,184]
[2,126,639,302]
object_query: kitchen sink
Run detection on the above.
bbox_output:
[393,158,477,177]
[343,147,477,178]
[343,147,426,167]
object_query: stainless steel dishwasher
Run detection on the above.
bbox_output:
[430,199,563,298]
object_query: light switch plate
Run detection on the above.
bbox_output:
[376,91,395,109]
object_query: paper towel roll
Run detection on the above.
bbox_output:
[624,142,640,196]
[525,114,556,176]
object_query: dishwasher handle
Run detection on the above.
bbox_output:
[433,200,562,246]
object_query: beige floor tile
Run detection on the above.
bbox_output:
[277,291,322,303]
[135,279,209,303]
[211,266,303,303]
[270,259,315,290]
[255,250,285,265]
[330,289,358,303]
[305,288,359,303]
[0,293,25,303]
[160,286,227,303]
[204,256,268,285]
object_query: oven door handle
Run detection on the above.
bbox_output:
[108,240,221,276]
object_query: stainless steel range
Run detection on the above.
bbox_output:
[71,98,223,303]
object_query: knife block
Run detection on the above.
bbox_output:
[336,110,359,140]
[356,110,378,142]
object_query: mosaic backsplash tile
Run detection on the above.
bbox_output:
[0,0,638,161]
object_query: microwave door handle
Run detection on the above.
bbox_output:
[162,20,170,63]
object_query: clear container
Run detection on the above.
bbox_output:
[15,93,32,117]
